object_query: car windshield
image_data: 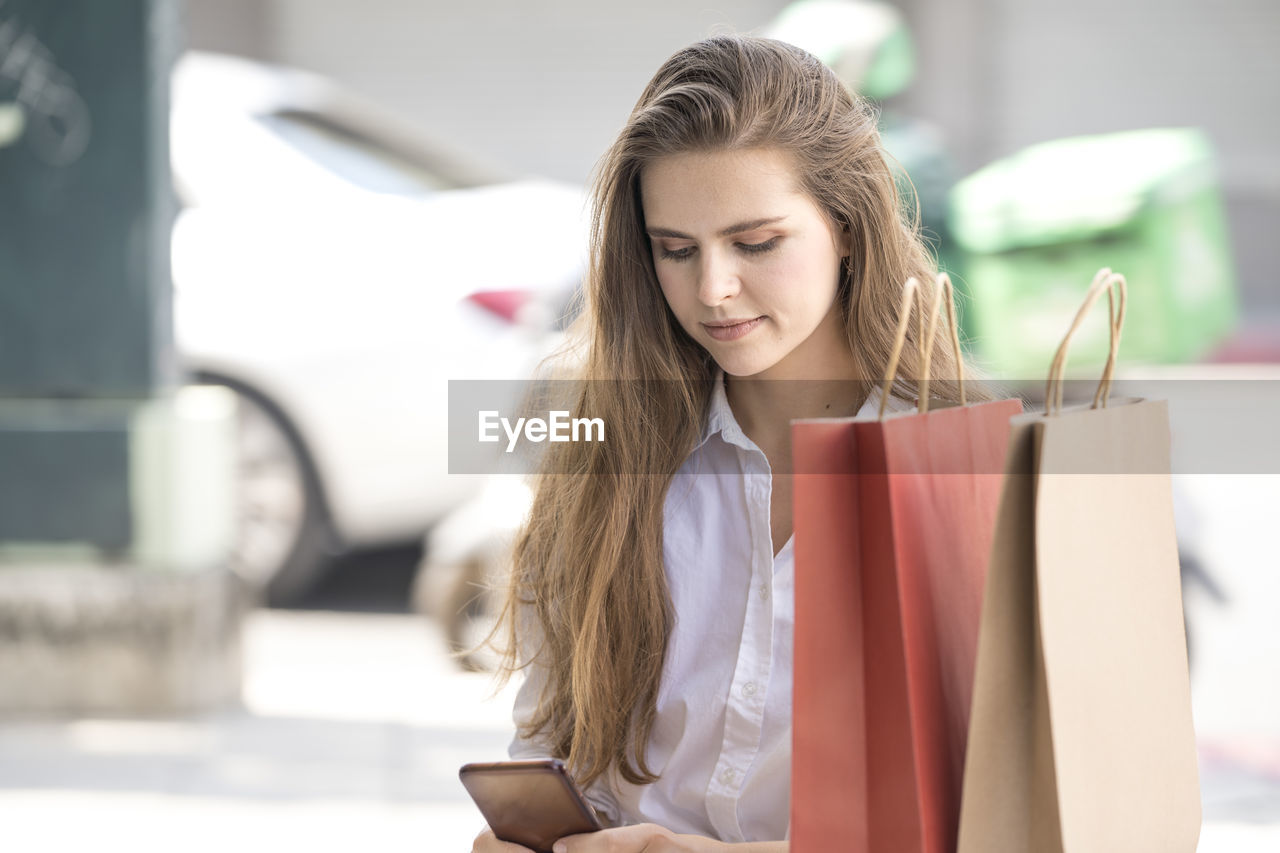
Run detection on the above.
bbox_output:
[256,110,454,197]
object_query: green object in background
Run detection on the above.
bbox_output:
[859,23,914,102]
[879,116,959,269]
[949,128,1238,375]
[765,0,915,101]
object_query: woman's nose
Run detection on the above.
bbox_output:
[696,250,740,306]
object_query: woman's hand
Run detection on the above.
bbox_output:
[473,824,787,853]
[471,827,534,852]
[551,824,722,852]
[552,825,787,852]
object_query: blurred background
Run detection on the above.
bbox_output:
[1,0,1277,850]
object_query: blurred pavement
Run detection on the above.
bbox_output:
[0,610,517,852]
[1,587,1277,852]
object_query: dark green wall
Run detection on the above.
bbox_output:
[0,0,182,549]
[0,0,179,396]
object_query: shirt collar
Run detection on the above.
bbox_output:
[699,370,741,450]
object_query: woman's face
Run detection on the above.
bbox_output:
[640,147,853,381]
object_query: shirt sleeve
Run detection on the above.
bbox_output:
[506,603,624,827]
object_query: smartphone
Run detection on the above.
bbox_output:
[459,758,606,853]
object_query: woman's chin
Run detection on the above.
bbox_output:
[713,355,778,380]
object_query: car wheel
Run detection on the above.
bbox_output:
[200,376,338,606]
[412,550,502,673]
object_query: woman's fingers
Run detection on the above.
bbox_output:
[553,823,709,853]
[471,827,536,852]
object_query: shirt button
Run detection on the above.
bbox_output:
[721,767,737,784]
[743,681,758,698]
[758,583,770,601]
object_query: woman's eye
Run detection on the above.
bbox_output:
[739,237,780,254]
[658,237,779,262]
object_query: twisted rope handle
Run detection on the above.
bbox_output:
[1045,268,1127,417]
[879,273,968,419]
[922,273,967,412]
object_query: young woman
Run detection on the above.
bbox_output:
[473,34,978,853]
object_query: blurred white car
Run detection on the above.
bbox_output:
[170,52,586,603]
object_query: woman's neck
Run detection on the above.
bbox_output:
[725,371,868,460]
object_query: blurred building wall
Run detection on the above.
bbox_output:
[187,0,1280,319]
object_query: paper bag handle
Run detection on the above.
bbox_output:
[880,273,967,418]
[1045,268,1127,416]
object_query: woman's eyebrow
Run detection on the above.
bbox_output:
[645,216,788,240]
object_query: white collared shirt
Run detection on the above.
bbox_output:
[509,375,910,843]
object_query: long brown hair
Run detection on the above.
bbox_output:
[493,34,984,791]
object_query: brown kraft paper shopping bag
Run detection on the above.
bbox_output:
[792,275,1022,853]
[958,269,1201,853]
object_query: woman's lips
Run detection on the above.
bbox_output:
[703,316,764,342]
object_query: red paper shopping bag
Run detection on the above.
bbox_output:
[792,275,1022,853]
